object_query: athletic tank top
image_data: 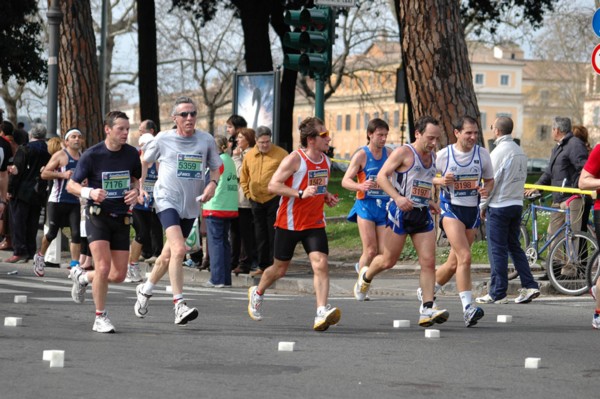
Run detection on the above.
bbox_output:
[356,146,389,200]
[391,144,436,208]
[439,144,482,207]
[48,149,79,204]
[274,149,330,231]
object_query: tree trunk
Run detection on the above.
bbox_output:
[396,0,480,146]
[234,0,274,72]
[57,0,103,147]
[137,0,160,131]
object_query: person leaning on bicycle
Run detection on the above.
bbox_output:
[524,116,589,279]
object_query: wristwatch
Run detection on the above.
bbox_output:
[298,189,304,199]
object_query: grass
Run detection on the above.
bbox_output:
[325,169,552,264]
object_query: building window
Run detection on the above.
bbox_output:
[373,112,379,119]
[356,113,361,130]
[496,112,512,118]
[336,115,342,131]
[537,125,550,141]
[480,112,487,132]
[345,114,351,131]
[383,112,389,122]
[594,107,600,126]
[475,73,484,85]
[364,113,370,129]
[500,74,510,86]
[394,110,400,128]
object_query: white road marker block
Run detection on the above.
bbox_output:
[43,350,65,368]
[278,341,296,352]
[14,295,27,304]
[4,317,22,327]
[524,357,541,369]
[424,329,440,338]
[393,320,410,328]
[166,285,173,293]
[497,315,513,323]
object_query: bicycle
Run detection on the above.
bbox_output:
[511,194,597,295]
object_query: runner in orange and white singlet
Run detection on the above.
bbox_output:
[247,116,342,332]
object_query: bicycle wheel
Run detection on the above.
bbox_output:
[508,224,530,280]
[547,231,598,296]
[586,250,600,289]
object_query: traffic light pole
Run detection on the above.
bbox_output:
[315,76,325,120]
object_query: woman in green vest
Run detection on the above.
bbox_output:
[202,135,239,287]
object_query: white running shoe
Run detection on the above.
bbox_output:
[463,304,484,327]
[514,288,540,304]
[134,284,152,318]
[593,313,600,330]
[418,307,449,327]
[125,263,143,283]
[92,313,115,333]
[353,267,371,301]
[475,294,509,304]
[33,253,45,277]
[174,301,198,325]
[313,305,341,331]
[247,286,263,321]
[70,266,87,303]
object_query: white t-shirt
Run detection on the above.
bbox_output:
[143,129,222,218]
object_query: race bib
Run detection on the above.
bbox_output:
[366,175,386,197]
[102,171,130,198]
[176,153,203,179]
[452,174,479,197]
[410,180,432,206]
[308,169,328,195]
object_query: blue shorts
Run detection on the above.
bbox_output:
[386,201,434,236]
[157,208,195,238]
[439,201,480,229]
[347,198,388,226]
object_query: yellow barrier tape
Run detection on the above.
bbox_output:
[331,158,350,164]
[524,183,596,199]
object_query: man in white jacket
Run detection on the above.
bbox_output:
[477,116,540,304]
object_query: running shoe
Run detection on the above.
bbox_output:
[70,266,88,303]
[33,253,45,277]
[476,294,509,304]
[313,304,341,331]
[593,313,600,330]
[92,313,115,333]
[418,307,449,327]
[125,263,143,283]
[353,267,371,301]
[514,288,540,304]
[134,283,152,318]
[205,280,225,288]
[463,304,484,327]
[174,301,198,325]
[247,286,263,321]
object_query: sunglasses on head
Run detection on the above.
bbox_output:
[175,111,197,118]
[318,130,329,137]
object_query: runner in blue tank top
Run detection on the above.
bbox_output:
[342,118,391,293]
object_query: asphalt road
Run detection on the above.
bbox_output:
[0,267,598,399]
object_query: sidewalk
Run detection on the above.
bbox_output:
[0,252,559,299]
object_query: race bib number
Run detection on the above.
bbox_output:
[176,153,203,179]
[452,174,479,197]
[142,181,155,194]
[366,175,386,197]
[308,169,328,195]
[102,171,130,198]
[410,180,432,206]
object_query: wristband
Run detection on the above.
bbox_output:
[81,187,92,199]
[210,179,218,187]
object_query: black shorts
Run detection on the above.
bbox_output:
[85,211,131,251]
[46,202,81,243]
[273,227,328,261]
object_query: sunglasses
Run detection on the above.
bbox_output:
[175,111,197,118]
[318,130,330,137]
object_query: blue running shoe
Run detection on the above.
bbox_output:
[464,304,484,327]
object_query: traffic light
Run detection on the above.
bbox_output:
[283,6,334,79]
